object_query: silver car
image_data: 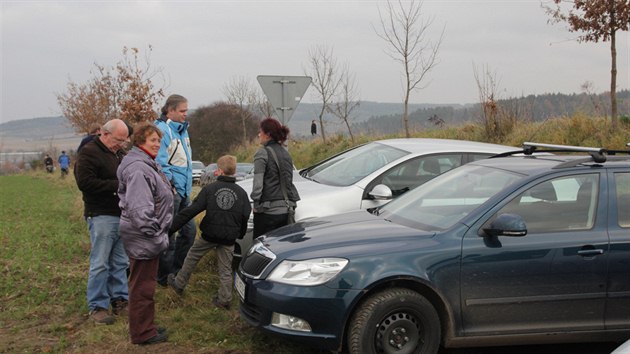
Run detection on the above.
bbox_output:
[234,138,516,259]
[191,160,205,185]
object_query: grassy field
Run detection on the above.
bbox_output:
[0,172,323,353]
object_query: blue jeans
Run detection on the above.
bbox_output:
[158,194,196,284]
[86,215,129,311]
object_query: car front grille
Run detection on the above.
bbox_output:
[240,251,273,278]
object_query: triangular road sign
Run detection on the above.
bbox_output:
[257,75,312,124]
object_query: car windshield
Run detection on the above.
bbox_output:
[303,142,409,186]
[192,162,204,170]
[379,164,525,230]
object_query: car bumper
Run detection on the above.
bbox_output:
[236,273,361,350]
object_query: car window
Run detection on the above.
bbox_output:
[236,164,254,173]
[192,162,204,169]
[305,142,408,187]
[616,173,630,227]
[497,174,599,233]
[380,164,524,230]
[379,155,462,196]
[469,153,495,162]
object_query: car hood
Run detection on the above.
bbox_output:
[256,210,436,260]
[237,171,364,219]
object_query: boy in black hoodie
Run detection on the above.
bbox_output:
[167,155,251,309]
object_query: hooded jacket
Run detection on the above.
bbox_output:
[154,114,193,199]
[117,147,174,259]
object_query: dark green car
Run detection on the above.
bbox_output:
[236,143,630,354]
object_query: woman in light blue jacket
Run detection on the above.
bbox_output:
[117,122,173,345]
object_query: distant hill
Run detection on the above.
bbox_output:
[0,116,82,153]
[351,90,630,135]
[286,101,449,137]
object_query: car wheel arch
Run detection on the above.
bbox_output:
[341,276,456,351]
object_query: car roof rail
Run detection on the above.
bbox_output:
[522,142,607,163]
[492,142,630,162]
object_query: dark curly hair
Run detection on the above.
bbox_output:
[260,117,290,144]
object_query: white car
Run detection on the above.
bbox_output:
[234,138,516,259]
[191,160,205,185]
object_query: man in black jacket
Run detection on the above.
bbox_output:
[75,118,130,325]
[167,155,251,309]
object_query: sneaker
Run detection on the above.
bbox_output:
[111,300,128,316]
[139,332,168,345]
[90,308,115,325]
[167,274,184,295]
[212,296,231,310]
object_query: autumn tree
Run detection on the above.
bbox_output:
[57,46,164,133]
[305,44,341,143]
[187,102,260,164]
[375,0,444,138]
[544,0,630,130]
[328,63,360,143]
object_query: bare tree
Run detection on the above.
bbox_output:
[253,93,275,119]
[305,44,341,143]
[474,63,501,141]
[328,64,360,143]
[580,81,605,117]
[544,0,630,130]
[473,63,517,141]
[57,46,164,133]
[375,0,444,138]
[222,76,260,144]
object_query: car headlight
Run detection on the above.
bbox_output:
[267,258,348,286]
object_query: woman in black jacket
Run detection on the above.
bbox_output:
[251,118,300,237]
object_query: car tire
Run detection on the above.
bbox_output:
[348,288,440,354]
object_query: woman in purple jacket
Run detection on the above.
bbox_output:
[117,122,173,345]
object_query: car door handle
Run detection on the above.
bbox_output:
[577,249,604,257]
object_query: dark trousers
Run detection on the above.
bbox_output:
[253,213,289,237]
[128,257,159,344]
[158,194,195,284]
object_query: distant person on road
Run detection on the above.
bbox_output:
[251,118,300,237]
[117,122,173,345]
[154,94,196,287]
[75,118,130,325]
[167,155,251,310]
[78,123,102,152]
[44,154,54,173]
[310,119,317,136]
[58,151,70,177]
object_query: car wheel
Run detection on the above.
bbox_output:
[348,288,440,354]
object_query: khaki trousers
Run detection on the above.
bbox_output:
[172,237,234,303]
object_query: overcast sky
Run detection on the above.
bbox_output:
[1,0,628,124]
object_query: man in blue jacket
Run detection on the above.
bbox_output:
[58,150,70,177]
[154,94,196,286]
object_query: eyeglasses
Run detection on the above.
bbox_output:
[112,136,128,143]
[104,130,128,143]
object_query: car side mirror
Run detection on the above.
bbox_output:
[369,184,393,200]
[483,213,527,237]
